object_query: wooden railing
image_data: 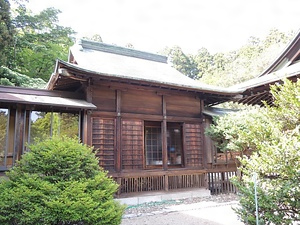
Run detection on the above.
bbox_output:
[111,169,238,196]
[207,170,237,195]
[119,175,165,193]
[168,173,205,190]
[111,169,207,195]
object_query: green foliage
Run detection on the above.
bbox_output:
[5,5,74,81]
[194,47,214,78]
[0,0,14,66]
[232,131,300,225]
[269,79,300,130]
[205,107,271,153]
[161,46,200,79]
[199,29,295,87]
[0,136,125,225]
[206,79,300,224]
[29,112,79,144]
[162,29,295,87]
[0,66,46,88]
[0,109,8,164]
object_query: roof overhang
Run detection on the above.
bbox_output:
[0,85,96,110]
[232,62,300,106]
[48,59,244,106]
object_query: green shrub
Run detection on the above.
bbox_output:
[206,79,300,224]
[0,136,125,225]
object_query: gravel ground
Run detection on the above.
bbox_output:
[123,193,239,216]
[121,194,242,225]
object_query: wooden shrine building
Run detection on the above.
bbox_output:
[1,30,299,195]
[46,40,243,194]
[0,39,243,194]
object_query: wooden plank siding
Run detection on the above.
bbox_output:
[92,87,116,112]
[121,119,143,170]
[165,95,201,117]
[121,90,162,115]
[185,123,203,168]
[88,83,238,195]
[92,118,116,171]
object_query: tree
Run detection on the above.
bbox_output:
[206,79,300,224]
[194,47,213,78]
[159,29,295,86]
[0,0,14,66]
[5,5,74,81]
[0,66,46,88]
[161,46,200,79]
[205,107,269,154]
[0,136,125,225]
[0,109,8,165]
[30,112,79,144]
[198,29,295,87]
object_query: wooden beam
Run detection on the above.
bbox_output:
[182,123,188,167]
[91,111,202,122]
[109,168,207,178]
[116,90,122,172]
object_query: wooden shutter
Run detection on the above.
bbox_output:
[92,118,115,171]
[185,123,203,167]
[121,119,143,170]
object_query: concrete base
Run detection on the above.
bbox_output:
[116,188,211,206]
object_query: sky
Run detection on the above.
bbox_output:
[25,0,299,54]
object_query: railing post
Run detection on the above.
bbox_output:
[116,177,122,197]
[164,175,169,191]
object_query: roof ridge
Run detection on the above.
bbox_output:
[79,39,168,63]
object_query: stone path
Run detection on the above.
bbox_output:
[121,195,243,225]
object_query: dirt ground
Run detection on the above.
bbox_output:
[121,194,243,225]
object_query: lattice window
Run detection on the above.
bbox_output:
[185,123,203,167]
[121,120,143,169]
[144,122,162,166]
[92,118,115,171]
[167,123,183,166]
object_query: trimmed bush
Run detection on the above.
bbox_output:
[0,136,125,225]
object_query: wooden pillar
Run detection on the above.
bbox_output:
[13,106,24,165]
[82,110,88,144]
[182,123,188,167]
[162,95,168,171]
[200,99,207,169]
[85,79,93,146]
[116,90,122,172]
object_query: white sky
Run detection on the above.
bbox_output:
[25,0,299,54]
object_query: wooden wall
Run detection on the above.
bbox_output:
[90,81,205,173]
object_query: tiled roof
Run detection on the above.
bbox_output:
[67,39,242,95]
